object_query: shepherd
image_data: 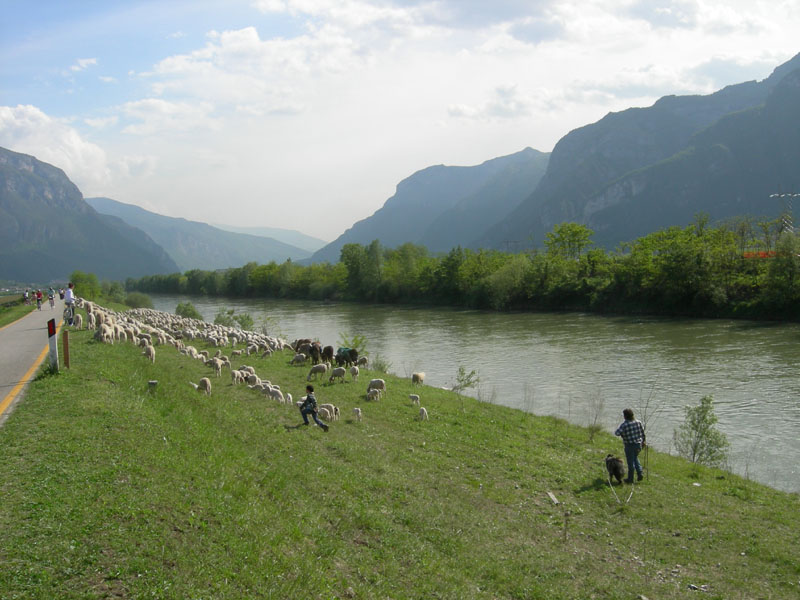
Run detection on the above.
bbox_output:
[614,408,646,483]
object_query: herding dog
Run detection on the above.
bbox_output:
[605,454,625,484]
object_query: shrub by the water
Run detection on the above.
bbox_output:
[124,291,154,309]
[175,301,203,320]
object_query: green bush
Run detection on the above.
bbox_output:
[673,395,730,467]
[124,292,154,309]
[176,301,203,320]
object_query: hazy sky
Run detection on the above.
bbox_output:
[1,1,798,240]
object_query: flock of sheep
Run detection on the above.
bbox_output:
[70,300,430,424]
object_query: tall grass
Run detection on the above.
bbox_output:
[0,318,798,598]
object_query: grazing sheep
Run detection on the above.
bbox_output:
[86,313,96,329]
[317,406,333,421]
[231,369,245,384]
[190,378,212,395]
[353,407,362,421]
[291,353,307,365]
[357,356,369,367]
[306,363,328,381]
[419,406,428,421]
[412,372,425,385]
[367,389,381,401]
[246,373,261,386]
[319,403,339,421]
[73,313,83,329]
[231,349,243,357]
[409,394,420,406]
[94,324,114,344]
[268,387,286,403]
[366,378,386,395]
[349,365,359,381]
[142,344,155,363]
[328,367,347,384]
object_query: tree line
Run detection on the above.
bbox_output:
[127,214,800,320]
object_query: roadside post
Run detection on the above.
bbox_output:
[62,328,70,369]
[47,318,58,373]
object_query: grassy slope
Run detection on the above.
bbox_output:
[0,312,798,599]
[0,296,35,328]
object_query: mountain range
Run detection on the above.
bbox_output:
[3,52,799,282]
[0,147,178,282]
[310,147,550,263]
[309,51,800,261]
[85,197,313,271]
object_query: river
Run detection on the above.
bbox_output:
[150,294,800,494]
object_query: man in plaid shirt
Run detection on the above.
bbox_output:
[615,408,646,483]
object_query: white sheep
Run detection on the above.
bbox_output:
[86,313,96,329]
[142,344,155,363]
[409,394,420,406]
[419,406,428,420]
[328,367,347,383]
[73,313,83,329]
[190,378,212,395]
[412,372,425,385]
[357,356,369,367]
[367,389,381,401]
[231,349,243,357]
[366,378,386,395]
[349,365,359,381]
[268,387,285,403]
[290,353,307,365]
[319,403,339,421]
[307,363,328,381]
[353,407,362,421]
[317,406,333,421]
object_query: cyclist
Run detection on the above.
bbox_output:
[48,287,55,309]
[64,282,76,325]
[36,289,43,310]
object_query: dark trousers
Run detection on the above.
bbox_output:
[624,443,643,481]
[301,407,326,427]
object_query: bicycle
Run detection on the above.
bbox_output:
[63,303,75,325]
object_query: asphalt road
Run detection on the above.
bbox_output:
[0,298,64,426]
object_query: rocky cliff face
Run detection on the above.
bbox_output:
[477,52,800,249]
[0,147,178,282]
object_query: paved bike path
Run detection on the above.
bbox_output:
[0,299,65,426]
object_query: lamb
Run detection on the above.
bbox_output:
[328,367,347,384]
[419,406,428,420]
[231,349,243,357]
[317,406,333,421]
[86,313,96,329]
[231,369,245,384]
[353,407,362,421]
[357,356,369,367]
[73,313,83,329]
[246,373,261,386]
[409,394,420,406]
[307,363,328,381]
[94,324,114,344]
[142,344,155,363]
[190,378,212,395]
[367,389,381,401]
[291,353,307,365]
[412,372,425,385]
[349,365,359,381]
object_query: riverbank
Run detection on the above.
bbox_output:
[0,310,797,598]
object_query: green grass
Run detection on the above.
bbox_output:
[0,311,798,599]
[0,296,35,328]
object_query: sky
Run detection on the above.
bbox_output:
[1,1,798,241]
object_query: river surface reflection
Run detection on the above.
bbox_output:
[150,294,800,493]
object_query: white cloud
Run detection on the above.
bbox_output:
[119,98,217,135]
[70,57,98,72]
[84,115,119,129]
[0,104,112,193]
[99,75,118,83]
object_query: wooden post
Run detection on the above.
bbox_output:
[62,329,70,369]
